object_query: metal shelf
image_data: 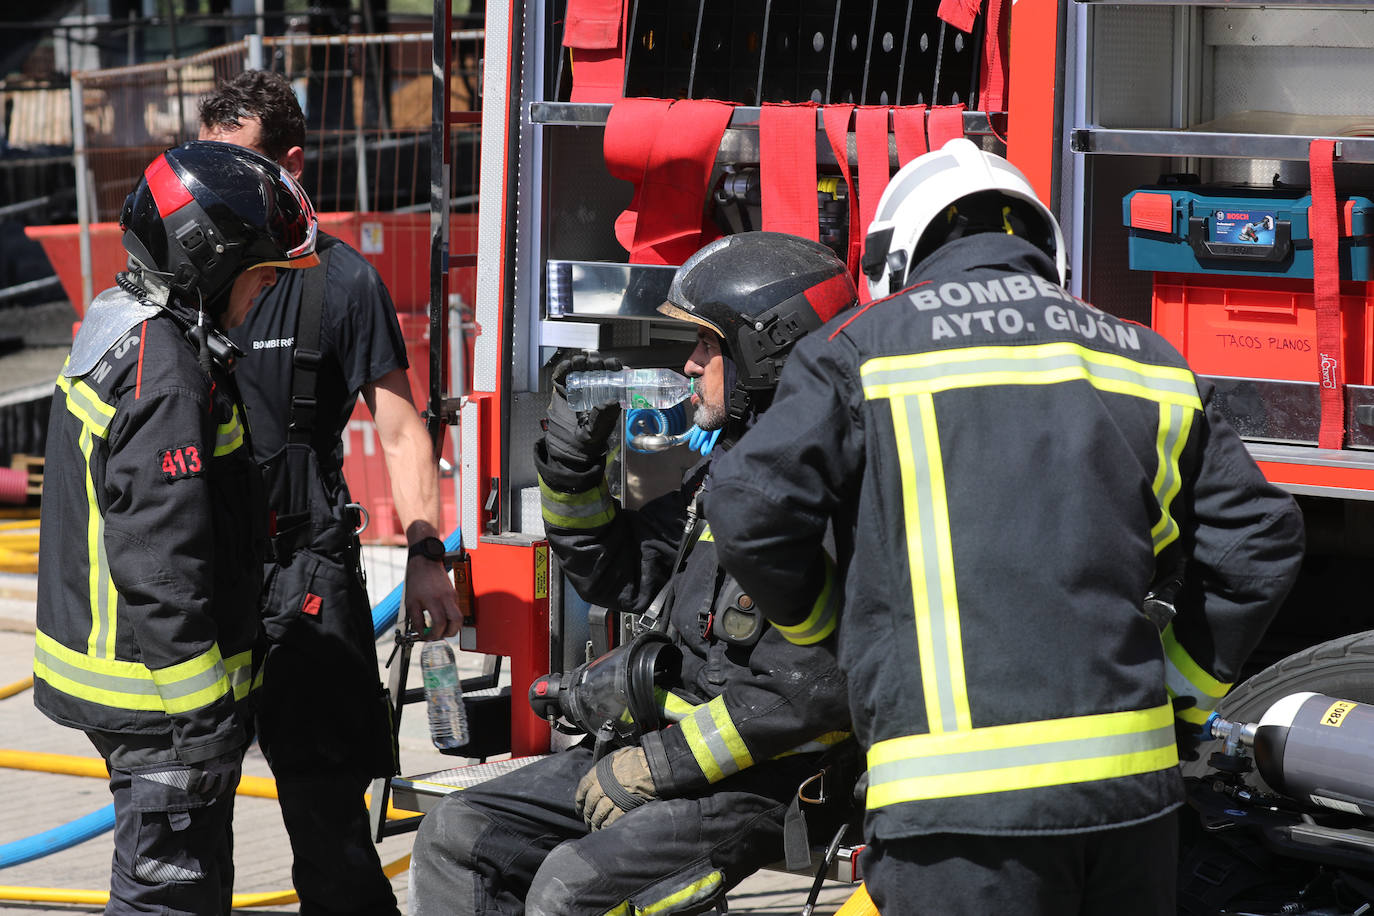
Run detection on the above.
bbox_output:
[1072,128,1374,163]
[530,102,1006,138]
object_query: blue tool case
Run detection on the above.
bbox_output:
[1123,185,1374,280]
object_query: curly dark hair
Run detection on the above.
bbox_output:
[198,70,306,162]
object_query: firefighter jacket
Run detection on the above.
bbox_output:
[535,439,851,797]
[35,289,266,765]
[708,234,1306,841]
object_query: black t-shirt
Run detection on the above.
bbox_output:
[228,233,410,481]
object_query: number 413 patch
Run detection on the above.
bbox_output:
[159,445,203,481]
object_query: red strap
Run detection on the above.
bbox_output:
[566,0,628,102]
[605,99,734,264]
[937,0,981,32]
[760,103,820,241]
[605,98,671,255]
[979,0,1010,112]
[563,0,623,48]
[822,105,859,274]
[892,106,929,165]
[1309,138,1346,450]
[927,103,967,149]
[855,107,892,303]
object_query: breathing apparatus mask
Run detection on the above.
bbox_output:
[529,630,682,758]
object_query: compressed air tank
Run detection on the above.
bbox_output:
[1249,692,1374,817]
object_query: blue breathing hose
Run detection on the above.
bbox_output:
[0,527,464,869]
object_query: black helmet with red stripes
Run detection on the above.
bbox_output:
[658,231,856,417]
[119,140,318,312]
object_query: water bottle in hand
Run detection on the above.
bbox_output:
[566,367,694,411]
[421,639,469,749]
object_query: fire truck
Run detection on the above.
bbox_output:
[378,1,1374,911]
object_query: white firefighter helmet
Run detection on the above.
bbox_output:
[860,138,1066,299]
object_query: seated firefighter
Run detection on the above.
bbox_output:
[409,232,860,916]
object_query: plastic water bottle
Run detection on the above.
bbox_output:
[420,640,469,749]
[566,368,694,411]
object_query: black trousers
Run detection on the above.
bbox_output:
[257,546,399,916]
[91,732,242,916]
[863,810,1180,916]
[410,742,835,916]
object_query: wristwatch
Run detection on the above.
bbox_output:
[407,536,446,563]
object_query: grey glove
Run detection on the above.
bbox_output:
[574,746,658,830]
[543,353,623,472]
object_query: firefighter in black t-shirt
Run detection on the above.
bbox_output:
[198,71,461,916]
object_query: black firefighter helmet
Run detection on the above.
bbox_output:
[657,231,856,421]
[119,140,319,315]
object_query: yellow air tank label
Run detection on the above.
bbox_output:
[1321,700,1357,727]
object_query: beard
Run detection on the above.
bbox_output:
[691,398,728,432]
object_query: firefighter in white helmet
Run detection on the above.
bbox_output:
[709,138,1306,915]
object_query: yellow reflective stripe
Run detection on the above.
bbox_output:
[599,904,631,916]
[213,404,245,457]
[774,553,839,646]
[698,523,713,542]
[56,370,116,438]
[866,703,1177,808]
[538,477,616,529]
[655,687,695,723]
[883,391,971,735]
[861,342,1203,410]
[77,426,117,659]
[779,730,853,756]
[640,869,724,915]
[1161,623,1230,724]
[35,628,161,710]
[1150,403,1194,555]
[680,695,753,783]
[149,644,231,715]
[225,649,256,700]
[35,629,241,715]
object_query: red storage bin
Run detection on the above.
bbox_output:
[1151,272,1374,385]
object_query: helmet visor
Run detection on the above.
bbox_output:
[263,166,319,269]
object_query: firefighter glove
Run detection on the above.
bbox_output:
[575,746,657,830]
[544,353,623,470]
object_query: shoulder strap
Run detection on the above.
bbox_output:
[287,237,339,445]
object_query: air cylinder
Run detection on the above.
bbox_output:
[1216,692,1374,817]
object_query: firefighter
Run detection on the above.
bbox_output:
[33,141,318,915]
[197,70,459,916]
[410,232,858,916]
[708,139,1307,916]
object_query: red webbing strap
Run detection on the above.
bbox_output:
[1310,138,1346,450]
[760,103,821,241]
[565,0,628,103]
[937,0,981,32]
[605,98,670,256]
[822,104,859,274]
[636,99,734,263]
[979,0,1010,112]
[892,106,929,166]
[927,103,967,149]
[855,106,892,304]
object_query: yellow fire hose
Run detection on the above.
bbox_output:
[0,747,420,819]
[0,677,32,700]
[835,883,879,915]
[0,523,39,574]
[0,854,412,907]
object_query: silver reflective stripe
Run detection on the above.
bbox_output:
[136,856,205,883]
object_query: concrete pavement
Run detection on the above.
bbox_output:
[0,550,855,915]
